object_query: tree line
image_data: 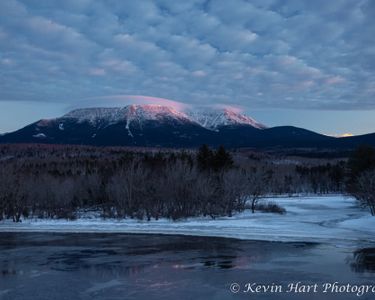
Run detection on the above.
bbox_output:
[0,143,374,221]
[0,145,258,222]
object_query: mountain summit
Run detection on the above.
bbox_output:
[62,104,266,131]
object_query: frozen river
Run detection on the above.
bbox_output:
[0,195,375,299]
[1,196,375,244]
[0,233,374,300]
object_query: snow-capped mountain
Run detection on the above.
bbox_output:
[0,104,272,147]
[61,104,266,131]
[2,103,373,149]
[62,105,196,137]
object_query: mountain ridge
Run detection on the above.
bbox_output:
[60,104,267,131]
[1,104,374,149]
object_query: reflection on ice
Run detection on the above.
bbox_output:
[0,233,374,300]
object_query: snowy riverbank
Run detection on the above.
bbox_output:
[1,195,375,244]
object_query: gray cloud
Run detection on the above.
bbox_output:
[0,0,374,110]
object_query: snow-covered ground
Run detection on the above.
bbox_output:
[1,195,374,244]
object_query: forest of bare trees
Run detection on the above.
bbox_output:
[0,143,368,222]
[347,146,375,215]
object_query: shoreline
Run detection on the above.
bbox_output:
[1,195,374,245]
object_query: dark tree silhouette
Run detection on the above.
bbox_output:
[348,145,375,179]
[197,144,214,170]
[212,145,233,171]
[347,145,375,216]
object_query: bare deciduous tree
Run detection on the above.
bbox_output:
[353,170,375,216]
[246,168,268,213]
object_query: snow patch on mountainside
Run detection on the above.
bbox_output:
[32,133,47,139]
[61,104,266,131]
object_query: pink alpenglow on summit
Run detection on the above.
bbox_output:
[63,104,267,130]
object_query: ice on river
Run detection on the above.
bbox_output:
[1,195,374,244]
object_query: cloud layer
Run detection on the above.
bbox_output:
[0,0,374,110]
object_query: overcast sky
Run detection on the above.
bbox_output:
[0,0,374,135]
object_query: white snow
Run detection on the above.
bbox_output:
[185,107,267,130]
[32,133,47,138]
[63,107,125,124]
[1,195,374,244]
[63,105,191,126]
[61,104,266,131]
